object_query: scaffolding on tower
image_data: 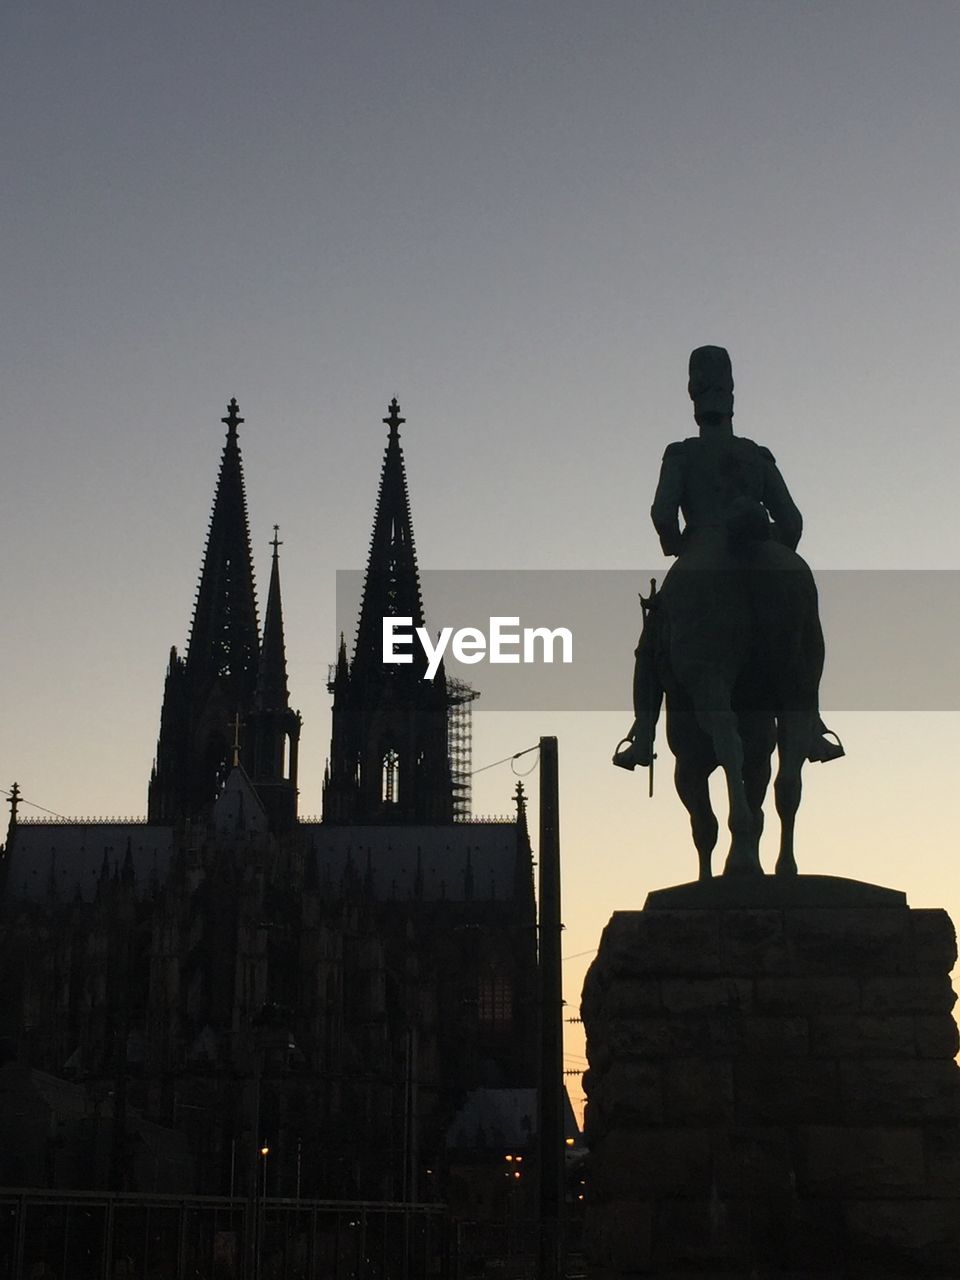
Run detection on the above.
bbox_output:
[447,677,479,821]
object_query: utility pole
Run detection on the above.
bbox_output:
[537,736,564,1279]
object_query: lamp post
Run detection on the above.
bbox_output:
[256,1145,269,1279]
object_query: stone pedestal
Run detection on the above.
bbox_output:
[581,877,960,1277]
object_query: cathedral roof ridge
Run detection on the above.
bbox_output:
[18,815,150,826]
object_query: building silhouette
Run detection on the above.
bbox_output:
[0,399,539,1203]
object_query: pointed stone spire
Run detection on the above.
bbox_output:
[353,397,426,677]
[249,524,301,834]
[255,526,289,713]
[514,781,528,831]
[5,783,20,840]
[185,398,260,702]
[323,400,453,824]
[334,632,349,688]
[149,401,262,824]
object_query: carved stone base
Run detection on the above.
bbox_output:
[581,878,960,1277]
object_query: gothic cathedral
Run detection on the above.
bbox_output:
[0,399,539,1204]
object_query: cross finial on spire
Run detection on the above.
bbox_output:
[222,398,244,436]
[270,524,283,560]
[7,781,20,827]
[231,713,242,767]
[514,780,527,819]
[383,398,405,439]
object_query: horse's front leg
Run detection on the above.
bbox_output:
[773,712,813,876]
[688,672,760,876]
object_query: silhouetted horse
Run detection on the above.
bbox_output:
[654,528,823,879]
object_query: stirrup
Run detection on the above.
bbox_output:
[808,731,845,764]
[613,736,652,771]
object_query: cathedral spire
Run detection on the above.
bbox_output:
[149,399,261,824]
[352,397,425,678]
[323,400,452,824]
[186,398,260,699]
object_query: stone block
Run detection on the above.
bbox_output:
[839,1059,960,1123]
[662,1057,734,1123]
[656,1195,846,1273]
[603,910,721,977]
[587,1037,613,1073]
[719,909,789,974]
[582,1099,599,1145]
[845,1198,960,1270]
[809,1013,915,1058]
[585,894,960,1279]
[604,1013,734,1060]
[591,1200,653,1272]
[914,1013,960,1059]
[734,1013,809,1056]
[659,976,739,1014]
[712,1126,794,1197]
[601,978,663,1018]
[735,1058,840,1123]
[797,1126,925,1196]
[861,974,957,1015]
[910,909,958,973]
[784,907,912,974]
[595,1060,663,1126]
[772,1197,847,1271]
[924,1124,960,1196]
[591,1127,712,1199]
[652,1196,750,1266]
[580,962,605,1023]
[754,974,861,1015]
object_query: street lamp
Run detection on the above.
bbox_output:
[255,1145,270,1279]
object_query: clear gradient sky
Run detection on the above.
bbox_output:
[3,2,959,1112]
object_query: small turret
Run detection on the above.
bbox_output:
[249,527,301,833]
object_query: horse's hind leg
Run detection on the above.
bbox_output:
[741,712,776,846]
[675,758,718,881]
[774,712,813,876]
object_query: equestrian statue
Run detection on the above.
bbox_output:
[613,346,843,879]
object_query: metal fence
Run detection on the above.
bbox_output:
[0,1190,449,1280]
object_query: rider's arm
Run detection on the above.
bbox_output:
[759,447,803,551]
[651,442,685,556]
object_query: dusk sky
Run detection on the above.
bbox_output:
[3,2,959,1110]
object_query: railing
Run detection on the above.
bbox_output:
[0,1189,450,1280]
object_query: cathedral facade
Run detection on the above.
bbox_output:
[0,399,539,1204]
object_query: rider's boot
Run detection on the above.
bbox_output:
[613,717,654,770]
[807,719,845,763]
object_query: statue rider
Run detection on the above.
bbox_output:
[613,345,844,771]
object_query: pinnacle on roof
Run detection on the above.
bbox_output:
[384,397,405,439]
[185,398,260,701]
[352,397,425,673]
[255,525,290,712]
[222,397,244,435]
